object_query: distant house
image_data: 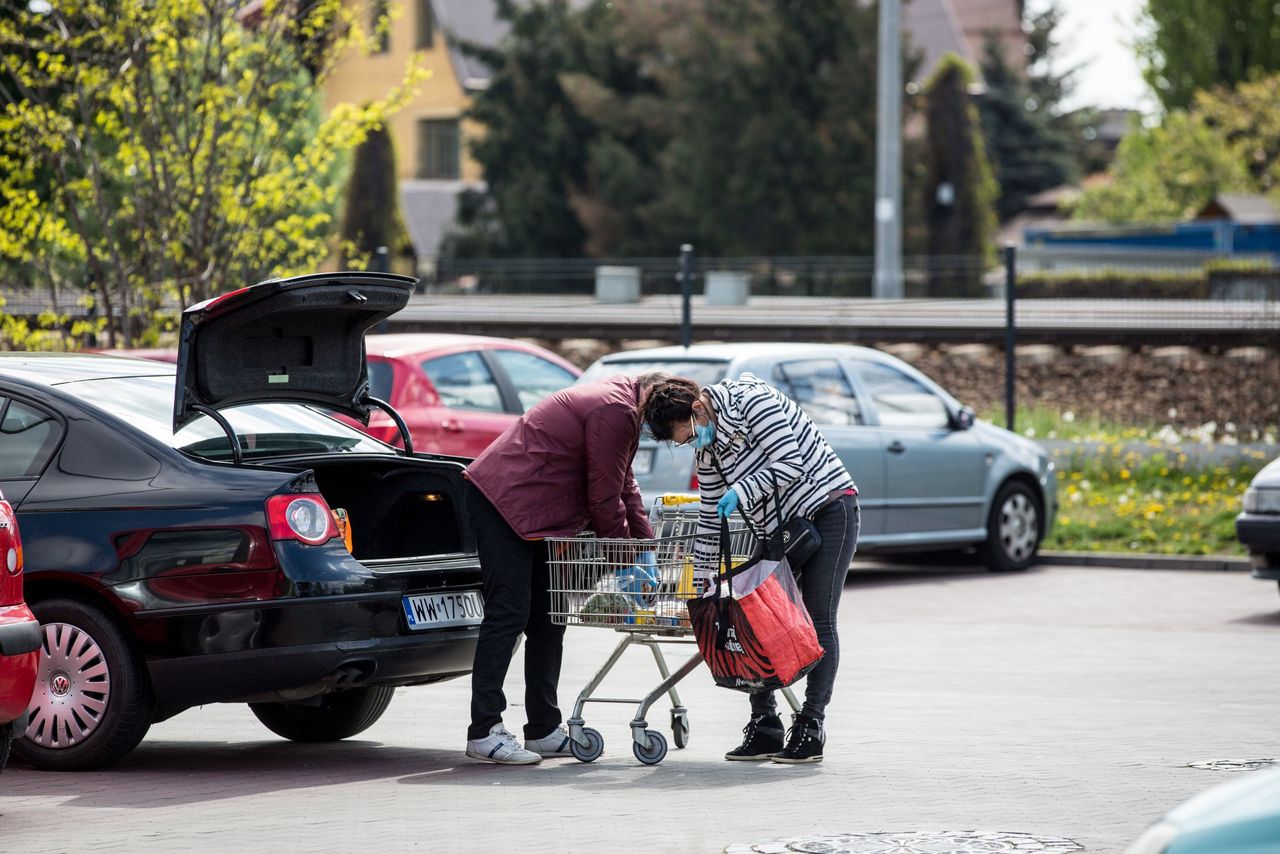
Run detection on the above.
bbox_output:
[1195,194,1280,225]
[324,0,499,271]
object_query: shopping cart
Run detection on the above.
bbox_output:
[547,494,800,765]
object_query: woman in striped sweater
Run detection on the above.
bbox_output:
[639,373,860,763]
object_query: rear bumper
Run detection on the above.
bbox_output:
[139,590,479,716]
[1236,514,1280,578]
[0,603,40,724]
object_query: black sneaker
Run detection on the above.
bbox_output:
[724,714,785,761]
[772,714,825,763]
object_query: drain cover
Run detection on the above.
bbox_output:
[725,831,1084,853]
[1186,759,1279,772]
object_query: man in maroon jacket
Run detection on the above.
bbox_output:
[463,374,658,765]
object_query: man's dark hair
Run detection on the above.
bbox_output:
[638,377,701,441]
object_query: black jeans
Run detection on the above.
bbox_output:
[749,494,860,723]
[465,482,566,741]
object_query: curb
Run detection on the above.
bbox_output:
[1039,550,1251,572]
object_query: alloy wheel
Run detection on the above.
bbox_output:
[26,622,112,749]
[998,491,1039,564]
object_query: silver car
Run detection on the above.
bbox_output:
[580,343,1057,571]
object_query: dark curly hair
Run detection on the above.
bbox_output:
[638,377,701,441]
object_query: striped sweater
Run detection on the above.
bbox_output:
[692,373,857,570]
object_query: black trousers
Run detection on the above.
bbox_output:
[749,494,860,723]
[465,482,566,741]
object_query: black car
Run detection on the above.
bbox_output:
[1238,455,1280,593]
[1,273,482,770]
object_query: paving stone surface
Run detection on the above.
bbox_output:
[2,563,1277,853]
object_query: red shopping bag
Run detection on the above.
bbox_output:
[687,518,824,692]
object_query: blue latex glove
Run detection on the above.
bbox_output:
[617,551,659,611]
[716,488,740,518]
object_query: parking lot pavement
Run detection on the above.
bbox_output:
[2,563,1278,854]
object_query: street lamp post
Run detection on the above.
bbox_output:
[873,0,904,299]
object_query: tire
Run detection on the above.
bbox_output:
[979,480,1043,572]
[15,598,155,771]
[249,686,395,742]
[0,725,11,772]
[570,727,604,763]
[633,729,668,765]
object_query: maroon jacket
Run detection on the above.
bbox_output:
[465,376,655,541]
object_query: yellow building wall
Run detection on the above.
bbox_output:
[325,0,483,182]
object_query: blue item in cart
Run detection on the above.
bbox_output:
[617,550,659,612]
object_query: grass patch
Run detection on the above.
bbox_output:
[977,407,1271,556]
[1044,448,1263,555]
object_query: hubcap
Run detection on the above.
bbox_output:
[999,492,1039,563]
[26,622,112,749]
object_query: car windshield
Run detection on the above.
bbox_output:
[58,374,391,460]
[578,359,729,387]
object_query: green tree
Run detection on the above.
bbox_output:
[923,54,998,287]
[447,0,890,260]
[1069,73,1280,222]
[594,0,881,257]
[339,124,414,268]
[0,0,421,346]
[1138,0,1280,112]
[977,29,1077,220]
[442,0,599,258]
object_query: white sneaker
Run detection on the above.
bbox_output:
[466,724,542,765]
[524,725,573,758]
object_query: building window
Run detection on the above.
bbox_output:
[371,0,390,54]
[417,119,460,179]
[416,0,434,49]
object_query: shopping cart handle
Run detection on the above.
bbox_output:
[659,493,700,506]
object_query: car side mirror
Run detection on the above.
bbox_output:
[950,405,975,431]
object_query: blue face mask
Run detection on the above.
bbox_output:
[692,416,716,450]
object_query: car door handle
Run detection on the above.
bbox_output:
[886,441,906,454]
[441,419,463,433]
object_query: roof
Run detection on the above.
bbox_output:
[1194,194,1280,225]
[905,0,978,85]
[0,352,174,386]
[401,179,478,260]
[433,0,506,91]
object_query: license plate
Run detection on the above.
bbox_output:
[402,591,484,630]
[632,448,654,476]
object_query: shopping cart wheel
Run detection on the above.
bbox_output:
[571,727,604,763]
[633,730,668,765]
[671,711,690,749]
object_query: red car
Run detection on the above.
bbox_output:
[353,334,582,457]
[0,494,39,772]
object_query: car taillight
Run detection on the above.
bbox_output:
[266,494,340,545]
[689,469,699,491]
[0,500,21,575]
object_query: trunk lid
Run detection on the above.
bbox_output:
[173,272,416,431]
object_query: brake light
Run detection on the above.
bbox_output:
[689,469,699,491]
[0,501,21,574]
[266,494,340,545]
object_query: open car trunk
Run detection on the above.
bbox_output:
[285,455,471,564]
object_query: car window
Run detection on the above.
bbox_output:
[851,361,950,428]
[0,398,61,477]
[771,360,862,426]
[367,360,394,402]
[57,374,391,460]
[421,351,503,412]
[578,360,729,387]
[491,350,577,411]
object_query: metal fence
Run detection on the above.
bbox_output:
[431,254,995,299]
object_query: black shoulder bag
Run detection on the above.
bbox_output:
[709,455,821,567]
